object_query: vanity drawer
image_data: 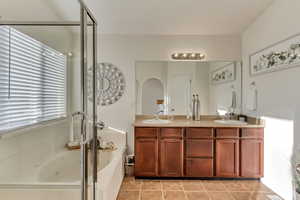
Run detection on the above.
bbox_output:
[186,128,213,139]
[135,128,158,138]
[186,139,213,157]
[216,128,239,138]
[160,128,183,138]
[241,128,264,138]
[185,158,213,177]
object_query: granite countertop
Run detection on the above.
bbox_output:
[133,116,265,128]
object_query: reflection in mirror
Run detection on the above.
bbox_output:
[142,78,164,115]
[135,61,242,116]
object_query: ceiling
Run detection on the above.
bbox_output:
[0,0,274,35]
[84,0,274,35]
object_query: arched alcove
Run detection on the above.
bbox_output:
[142,78,164,115]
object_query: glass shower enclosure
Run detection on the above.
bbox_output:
[0,0,99,200]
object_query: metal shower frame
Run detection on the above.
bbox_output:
[0,1,99,200]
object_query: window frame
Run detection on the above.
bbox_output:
[0,26,68,136]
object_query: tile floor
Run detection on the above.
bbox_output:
[117,177,284,200]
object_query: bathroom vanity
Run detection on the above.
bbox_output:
[134,60,263,179]
[133,119,264,178]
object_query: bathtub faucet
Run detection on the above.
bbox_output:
[96,137,116,151]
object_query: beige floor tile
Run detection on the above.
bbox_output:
[164,191,187,200]
[251,192,283,200]
[185,192,210,200]
[117,191,140,200]
[141,191,163,200]
[120,177,282,200]
[241,182,272,193]
[123,176,143,184]
[203,182,227,192]
[121,181,142,191]
[223,182,249,191]
[162,182,183,191]
[209,192,234,200]
[231,192,252,200]
[142,181,162,191]
[182,182,205,191]
[251,193,270,200]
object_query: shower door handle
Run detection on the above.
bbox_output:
[95,121,105,130]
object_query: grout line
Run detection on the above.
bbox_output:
[201,182,213,200]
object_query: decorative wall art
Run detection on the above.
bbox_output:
[210,62,236,85]
[89,63,126,106]
[250,33,300,76]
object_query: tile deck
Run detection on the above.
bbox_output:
[117,177,284,200]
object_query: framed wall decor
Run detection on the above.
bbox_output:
[249,33,300,76]
[210,62,236,85]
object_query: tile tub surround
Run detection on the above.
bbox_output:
[117,177,284,200]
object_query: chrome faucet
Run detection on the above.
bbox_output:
[155,110,164,120]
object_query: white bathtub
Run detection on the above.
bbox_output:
[0,127,126,200]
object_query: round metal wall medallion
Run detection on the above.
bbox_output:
[90,63,125,106]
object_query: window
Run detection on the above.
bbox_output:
[0,26,67,133]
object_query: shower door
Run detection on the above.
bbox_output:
[80,4,99,200]
[0,0,99,199]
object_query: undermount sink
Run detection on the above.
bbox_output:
[214,120,248,125]
[142,119,171,124]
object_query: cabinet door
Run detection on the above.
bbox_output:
[240,139,264,178]
[185,158,213,177]
[135,138,158,176]
[216,139,239,177]
[160,139,183,177]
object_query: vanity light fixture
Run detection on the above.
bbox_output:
[171,53,205,60]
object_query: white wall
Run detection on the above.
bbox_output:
[97,34,241,153]
[242,0,300,199]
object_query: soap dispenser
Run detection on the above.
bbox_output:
[192,95,196,120]
[195,94,201,121]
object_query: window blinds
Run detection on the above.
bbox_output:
[0,26,67,133]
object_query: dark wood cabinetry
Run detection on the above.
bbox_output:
[185,128,214,177]
[135,138,158,176]
[160,138,183,177]
[159,128,184,177]
[186,139,213,157]
[240,128,264,177]
[135,128,159,176]
[185,158,213,177]
[215,139,239,177]
[134,126,264,178]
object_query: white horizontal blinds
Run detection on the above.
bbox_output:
[0,27,10,102]
[0,26,67,132]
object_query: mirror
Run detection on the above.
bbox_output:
[135,61,242,116]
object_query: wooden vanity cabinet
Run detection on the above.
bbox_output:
[215,138,239,177]
[215,128,240,177]
[134,126,264,178]
[240,128,264,178]
[159,128,184,177]
[134,128,159,176]
[185,128,214,177]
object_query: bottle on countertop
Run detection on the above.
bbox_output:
[195,94,201,121]
[192,95,196,120]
